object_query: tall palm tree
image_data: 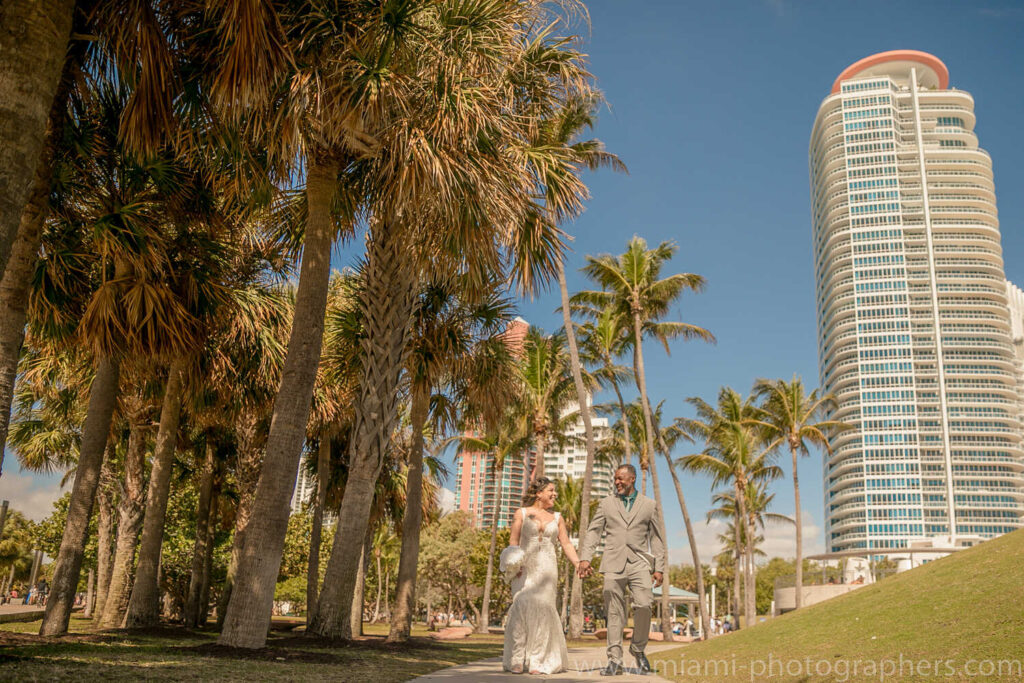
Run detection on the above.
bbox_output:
[514,327,577,483]
[751,376,846,610]
[679,388,781,628]
[0,0,75,281]
[708,482,792,619]
[524,94,626,640]
[98,402,154,629]
[37,76,229,635]
[389,277,515,642]
[228,0,590,646]
[578,311,634,470]
[576,236,715,638]
[451,417,530,635]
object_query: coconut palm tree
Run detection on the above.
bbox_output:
[576,236,715,638]
[578,311,634,470]
[678,388,781,628]
[751,376,846,610]
[449,416,531,636]
[514,327,576,484]
[523,93,626,639]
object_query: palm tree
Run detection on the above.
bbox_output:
[514,327,577,483]
[389,277,515,642]
[576,236,715,638]
[679,388,781,628]
[554,475,599,626]
[0,34,88,478]
[98,402,154,629]
[37,76,228,635]
[708,483,793,621]
[228,0,590,646]
[451,417,531,635]
[578,311,634,470]
[751,376,846,610]
[525,94,626,640]
[0,0,75,281]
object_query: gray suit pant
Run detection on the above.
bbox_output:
[603,558,654,665]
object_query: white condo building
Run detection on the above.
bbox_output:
[810,50,1024,553]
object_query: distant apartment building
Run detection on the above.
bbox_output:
[810,50,1024,554]
[290,465,316,515]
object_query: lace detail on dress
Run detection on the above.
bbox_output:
[502,509,569,674]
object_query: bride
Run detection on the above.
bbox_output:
[500,476,582,674]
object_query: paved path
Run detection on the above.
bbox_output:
[412,642,683,682]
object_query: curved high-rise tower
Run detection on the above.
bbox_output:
[810,50,1024,553]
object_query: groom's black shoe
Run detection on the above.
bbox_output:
[600,662,624,676]
[633,651,653,674]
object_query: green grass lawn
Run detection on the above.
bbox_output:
[0,617,505,682]
[650,528,1024,682]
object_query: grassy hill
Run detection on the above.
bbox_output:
[651,528,1024,682]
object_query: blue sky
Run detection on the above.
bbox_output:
[6,1,1024,564]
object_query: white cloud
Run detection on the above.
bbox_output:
[437,487,456,514]
[665,509,824,566]
[0,470,66,521]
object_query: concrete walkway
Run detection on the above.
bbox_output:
[412,642,682,682]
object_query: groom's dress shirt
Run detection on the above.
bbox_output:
[618,489,637,512]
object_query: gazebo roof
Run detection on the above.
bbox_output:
[652,585,699,603]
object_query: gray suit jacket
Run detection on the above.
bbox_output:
[580,493,666,575]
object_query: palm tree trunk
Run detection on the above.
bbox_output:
[372,552,383,623]
[560,558,572,627]
[790,444,803,609]
[350,524,373,637]
[40,356,121,636]
[92,446,116,625]
[198,479,220,627]
[0,115,55,477]
[0,0,74,284]
[733,481,754,628]
[558,261,597,640]
[745,522,755,626]
[125,356,187,628]
[655,426,710,639]
[310,224,418,640]
[733,545,741,627]
[388,386,429,642]
[184,443,216,628]
[98,419,149,629]
[83,569,95,619]
[217,419,263,629]
[630,312,672,641]
[219,158,338,648]
[307,435,330,626]
[532,431,546,481]
[476,459,502,636]
[611,383,633,468]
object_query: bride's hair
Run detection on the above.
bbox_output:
[523,477,554,506]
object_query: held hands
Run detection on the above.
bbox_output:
[576,560,594,579]
[652,571,663,588]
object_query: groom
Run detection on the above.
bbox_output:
[578,464,665,676]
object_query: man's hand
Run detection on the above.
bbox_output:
[577,561,593,578]
[652,571,663,588]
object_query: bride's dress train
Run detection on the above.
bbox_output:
[501,510,569,674]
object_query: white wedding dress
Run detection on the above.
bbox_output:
[502,509,569,674]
